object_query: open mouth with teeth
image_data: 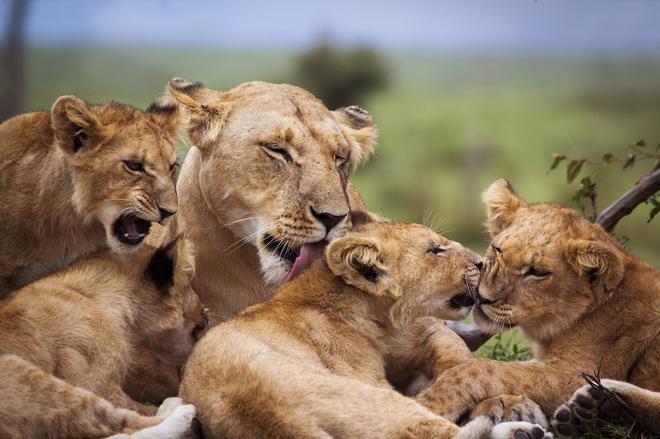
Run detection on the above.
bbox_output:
[262,234,327,282]
[112,214,152,245]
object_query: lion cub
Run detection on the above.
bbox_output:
[0,238,207,439]
[180,220,549,438]
[414,179,660,436]
[0,96,180,297]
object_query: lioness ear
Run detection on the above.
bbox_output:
[482,179,526,236]
[326,235,399,298]
[564,239,624,299]
[333,106,377,172]
[164,77,227,150]
[51,96,102,153]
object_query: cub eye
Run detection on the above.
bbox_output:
[261,142,293,164]
[169,163,179,175]
[492,245,503,255]
[428,246,447,255]
[123,160,145,173]
[524,266,551,278]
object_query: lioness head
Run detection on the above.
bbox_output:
[50,96,180,252]
[326,221,483,325]
[475,179,627,342]
[138,237,208,364]
[166,78,376,285]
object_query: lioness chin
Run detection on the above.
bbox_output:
[180,220,550,439]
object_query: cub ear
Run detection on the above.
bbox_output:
[326,235,399,298]
[482,179,526,236]
[145,101,180,139]
[163,77,227,150]
[333,106,377,172]
[51,96,102,153]
[564,239,624,300]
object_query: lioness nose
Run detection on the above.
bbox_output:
[310,207,347,232]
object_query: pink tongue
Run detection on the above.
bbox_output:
[122,216,141,240]
[285,241,327,282]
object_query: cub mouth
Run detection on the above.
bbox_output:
[449,293,475,309]
[262,234,327,282]
[112,214,151,246]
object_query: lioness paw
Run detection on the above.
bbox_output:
[491,422,552,439]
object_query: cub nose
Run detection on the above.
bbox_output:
[310,207,347,232]
[159,208,176,220]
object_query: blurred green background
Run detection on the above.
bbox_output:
[22,48,660,264]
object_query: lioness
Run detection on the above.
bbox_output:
[161,78,376,323]
[415,179,660,435]
[0,238,207,438]
[180,220,550,438]
[0,96,179,297]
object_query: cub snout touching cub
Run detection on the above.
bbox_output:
[0,238,207,439]
[0,96,180,297]
[180,220,550,438]
[415,179,659,437]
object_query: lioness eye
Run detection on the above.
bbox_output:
[123,160,145,173]
[261,142,293,164]
[524,267,551,278]
[335,154,348,167]
[428,246,447,255]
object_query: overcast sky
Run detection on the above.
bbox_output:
[3,0,660,54]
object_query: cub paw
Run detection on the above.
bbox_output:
[491,422,553,439]
[551,379,633,438]
[472,395,548,428]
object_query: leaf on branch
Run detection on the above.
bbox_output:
[549,154,566,172]
[622,154,636,170]
[567,159,585,183]
[602,153,613,164]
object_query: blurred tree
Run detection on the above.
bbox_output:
[295,41,388,109]
[1,0,29,122]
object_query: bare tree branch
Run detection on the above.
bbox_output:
[596,168,660,232]
[0,0,29,122]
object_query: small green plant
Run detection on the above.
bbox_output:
[478,333,532,361]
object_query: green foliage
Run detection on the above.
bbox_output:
[478,332,532,361]
[294,42,388,109]
[548,139,660,224]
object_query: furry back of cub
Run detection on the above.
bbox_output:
[180,220,551,439]
[0,238,207,439]
[0,96,180,297]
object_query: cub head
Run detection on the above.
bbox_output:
[137,237,208,365]
[166,78,376,285]
[50,95,180,252]
[326,221,483,326]
[476,179,627,342]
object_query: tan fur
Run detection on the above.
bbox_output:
[0,238,207,438]
[0,96,180,297]
[178,221,539,438]
[160,78,376,323]
[416,179,660,422]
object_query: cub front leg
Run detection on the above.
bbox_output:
[552,378,660,437]
[416,358,584,421]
